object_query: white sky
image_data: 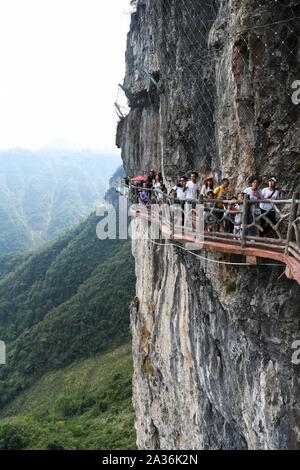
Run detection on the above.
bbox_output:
[0,0,131,153]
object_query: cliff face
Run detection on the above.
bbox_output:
[118,0,300,450]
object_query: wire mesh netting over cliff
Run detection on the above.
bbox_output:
[117,0,300,191]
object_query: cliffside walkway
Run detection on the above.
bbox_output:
[117,183,300,285]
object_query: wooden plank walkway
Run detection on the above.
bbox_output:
[130,208,300,285]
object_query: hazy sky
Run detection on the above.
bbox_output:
[0,0,131,153]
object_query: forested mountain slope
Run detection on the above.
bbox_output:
[0,210,136,449]
[0,149,121,255]
[0,344,135,450]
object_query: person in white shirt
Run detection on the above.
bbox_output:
[201,177,214,197]
[244,178,262,201]
[244,177,262,237]
[169,177,187,201]
[168,177,188,226]
[186,172,201,201]
[260,177,279,235]
[153,175,167,203]
[185,172,201,230]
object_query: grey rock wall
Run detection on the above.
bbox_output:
[130,218,300,449]
[118,0,300,449]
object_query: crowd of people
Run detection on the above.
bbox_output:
[125,169,281,238]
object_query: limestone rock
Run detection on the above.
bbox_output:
[118,0,300,449]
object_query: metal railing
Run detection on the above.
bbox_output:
[116,181,300,261]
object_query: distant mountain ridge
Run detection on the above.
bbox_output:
[0,149,121,255]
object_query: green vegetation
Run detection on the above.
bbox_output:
[225,281,237,295]
[0,344,136,450]
[0,206,136,449]
[0,149,121,255]
[0,252,30,280]
[0,212,135,407]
